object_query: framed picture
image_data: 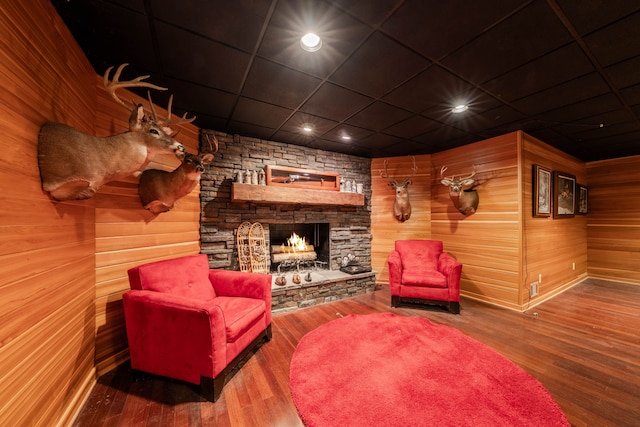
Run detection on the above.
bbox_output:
[576,184,588,215]
[533,164,552,217]
[553,171,576,218]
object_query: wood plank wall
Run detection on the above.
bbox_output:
[0,1,97,426]
[431,133,522,309]
[94,78,201,375]
[522,133,588,306]
[371,131,592,311]
[587,155,640,284]
[371,155,432,282]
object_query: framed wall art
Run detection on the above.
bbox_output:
[533,164,552,217]
[553,171,576,218]
[576,184,588,215]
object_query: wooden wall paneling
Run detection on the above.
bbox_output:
[0,1,98,425]
[94,75,202,376]
[587,155,640,284]
[522,133,588,307]
[431,133,522,309]
[370,155,432,283]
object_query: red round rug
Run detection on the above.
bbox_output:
[290,312,569,427]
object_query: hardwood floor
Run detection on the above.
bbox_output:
[73,279,640,427]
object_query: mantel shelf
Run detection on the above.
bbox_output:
[231,183,364,206]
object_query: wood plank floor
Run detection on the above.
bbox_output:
[73,279,640,426]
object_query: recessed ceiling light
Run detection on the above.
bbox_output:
[341,135,351,141]
[451,104,469,114]
[300,33,322,52]
[302,125,313,132]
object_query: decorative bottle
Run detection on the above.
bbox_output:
[251,169,258,185]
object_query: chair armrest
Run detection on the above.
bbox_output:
[438,252,462,294]
[209,270,271,300]
[387,250,403,292]
[209,270,272,325]
[122,290,227,380]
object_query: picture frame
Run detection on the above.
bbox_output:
[576,184,588,215]
[553,171,576,218]
[532,164,552,217]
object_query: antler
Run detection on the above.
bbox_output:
[147,92,195,129]
[103,63,167,110]
[381,156,417,182]
[440,165,477,180]
[202,132,219,154]
[381,159,390,179]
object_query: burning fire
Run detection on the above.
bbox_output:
[287,232,308,252]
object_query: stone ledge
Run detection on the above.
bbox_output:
[271,270,377,313]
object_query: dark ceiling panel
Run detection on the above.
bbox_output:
[155,22,250,93]
[242,58,321,108]
[300,83,373,121]
[583,12,640,67]
[50,0,640,161]
[151,0,272,53]
[442,1,573,84]
[481,43,593,102]
[257,0,371,78]
[330,32,430,98]
[346,102,412,132]
[381,0,523,60]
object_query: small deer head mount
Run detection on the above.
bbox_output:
[38,63,194,201]
[440,165,479,216]
[381,156,418,222]
[138,133,218,214]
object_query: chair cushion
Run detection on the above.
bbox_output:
[212,296,265,343]
[137,255,216,300]
[402,270,448,288]
[395,240,442,274]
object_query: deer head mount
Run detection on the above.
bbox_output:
[381,156,417,222]
[38,63,194,201]
[138,133,218,214]
[440,165,479,216]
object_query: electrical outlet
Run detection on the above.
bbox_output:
[530,282,539,298]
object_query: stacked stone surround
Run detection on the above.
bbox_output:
[199,131,377,309]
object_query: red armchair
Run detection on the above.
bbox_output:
[388,240,462,314]
[123,254,272,401]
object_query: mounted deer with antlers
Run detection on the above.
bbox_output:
[440,165,479,216]
[138,133,218,214]
[38,63,193,201]
[381,156,418,222]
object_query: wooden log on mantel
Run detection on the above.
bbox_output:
[232,183,364,206]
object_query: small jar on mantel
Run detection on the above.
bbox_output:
[236,170,244,183]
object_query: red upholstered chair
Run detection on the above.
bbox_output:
[388,240,462,314]
[123,254,272,401]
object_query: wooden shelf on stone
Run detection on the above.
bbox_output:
[232,183,364,206]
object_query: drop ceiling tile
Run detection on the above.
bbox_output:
[228,121,276,140]
[279,112,338,135]
[352,133,403,152]
[346,102,413,132]
[300,83,374,121]
[330,32,430,98]
[441,1,572,84]
[161,77,237,120]
[152,0,272,52]
[242,58,321,108]
[382,0,522,60]
[321,124,373,143]
[231,97,292,129]
[382,115,441,139]
[511,73,610,116]
[534,93,622,125]
[584,12,640,67]
[156,22,251,93]
[257,0,370,78]
[556,0,640,35]
[621,83,640,105]
[481,43,593,102]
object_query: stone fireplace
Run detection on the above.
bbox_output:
[198,131,377,312]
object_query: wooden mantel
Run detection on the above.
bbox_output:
[232,183,365,206]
